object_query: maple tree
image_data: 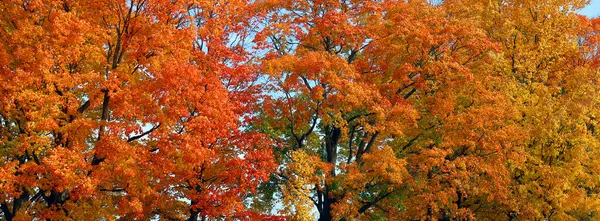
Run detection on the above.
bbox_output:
[254,0,523,220]
[0,0,275,220]
[253,0,600,220]
[2,0,600,220]
[474,0,600,219]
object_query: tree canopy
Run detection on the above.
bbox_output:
[1,0,600,220]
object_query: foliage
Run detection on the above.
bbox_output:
[0,0,275,220]
[254,0,600,220]
[2,0,600,220]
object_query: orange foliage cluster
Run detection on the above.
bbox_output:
[1,0,600,220]
[255,0,600,220]
[0,0,276,220]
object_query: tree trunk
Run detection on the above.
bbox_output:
[318,189,335,221]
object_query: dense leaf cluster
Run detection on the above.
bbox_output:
[1,0,600,220]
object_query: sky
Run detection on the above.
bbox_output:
[581,0,600,17]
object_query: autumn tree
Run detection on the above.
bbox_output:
[459,0,600,219]
[3,0,600,220]
[255,0,524,220]
[0,0,275,220]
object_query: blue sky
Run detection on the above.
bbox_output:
[581,0,600,17]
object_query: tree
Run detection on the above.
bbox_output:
[471,0,600,219]
[0,0,275,220]
[255,0,523,220]
[3,0,600,220]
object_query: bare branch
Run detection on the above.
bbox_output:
[127,123,161,142]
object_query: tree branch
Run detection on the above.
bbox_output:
[127,124,161,142]
[1,203,13,221]
[77,100,90,114]
[357,191,394,214]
